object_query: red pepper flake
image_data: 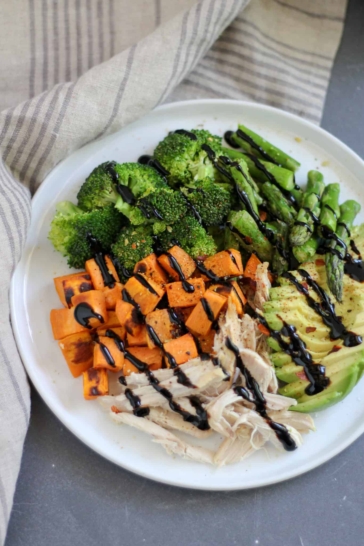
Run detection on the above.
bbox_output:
[296,370,308,381]
[329,345,342,354]
[111,405,121,414]
[131,243,137,249]
[244,236,253,244]
[315,259,325,267]
[259,210,268,222]
[302,282,309,290]
[257,323,270,336]
[306,326,316,333]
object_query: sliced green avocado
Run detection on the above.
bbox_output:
[291,365,360,413]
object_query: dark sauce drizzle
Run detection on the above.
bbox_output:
[225,337,296,451]
[74,302,104,329]
[248,306,329,396]
[174,129,198,140]
[87,233,116,288]
[225,129,279,166]
[134,273,159,295]
[106,329,209,429]
[283,269,362,347]
[137,155,170,178]
[167,253,195,293]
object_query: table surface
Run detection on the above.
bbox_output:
[6,0,364,544]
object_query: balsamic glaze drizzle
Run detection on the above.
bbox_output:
[225,337,297,451]
[200,297,215,322]
[106,329,209,429]
[174,129,198,140]
[283,270,362,347]
[74,302,104,329]
[167,253,195,293]
[87,233,116,288]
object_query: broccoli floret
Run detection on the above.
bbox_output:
[139,188,188,225]
[183,179,231,227]
[49,201,125,269]
[77,162,119,211]
[158,215,216,259]
[112,162,167,225]
[111,225,154,273]
[153,129,223,186]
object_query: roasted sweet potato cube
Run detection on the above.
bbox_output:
[98,310,120,330]
[103,282,123,310]
[185,290,226,336]
[123,274,165,315]
[71,290,108,328]
[195,330,216,356]
[54,271,93,308]
[50,308,89,340]
[145,308,183,349]
[85,255,120,290]
[166,278,205,308]
[126,346,163,372]
[97,325,126,339]
[133,253,169,286]
[203,249,243,279]
[174,307,193,323]
[208,281,246,316]
[163,333,198,366]
[244,254,261,281]
[93,337,124,372]
[115,300,143,336]
[58,332,94,377]
[83,368,109,400]
[127,325,148,347]
[157,246,196,281]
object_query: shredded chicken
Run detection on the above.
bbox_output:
[101,302,314,466]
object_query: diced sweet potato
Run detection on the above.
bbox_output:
[163,333,198,366]
[195,329,216,356]
[50,308,89,340]
[127,325,148,347]
[166,278,205,308]
[54,271,93,308]
[208,282,246,316]
[71,290,108,328]
[83,368,109,400]
[98,310,120,329]
[145,309,183,349]
[58,332,94,377]
[133,253,169,286]
[93,336,124,372]
[174,307,193,323]
[85,255,119,290]
[97,325,125,339]
[123,274,165,315]
[115,300,143,336]
[203,249,243,279]
[157,246,196,281]
[244,254,262,281]
[185,290,226,336]
[126,346,163,371]
[103,282,123,310]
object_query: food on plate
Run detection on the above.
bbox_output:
[48,123,364,465]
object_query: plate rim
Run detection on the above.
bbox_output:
[10,98,364,490]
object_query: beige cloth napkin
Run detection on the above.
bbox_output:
[0,0,347,541]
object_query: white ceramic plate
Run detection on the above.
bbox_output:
[10,100,364,490]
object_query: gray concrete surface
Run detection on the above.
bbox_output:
[5,0,364,544]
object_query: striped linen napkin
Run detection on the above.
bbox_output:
[0,0,347,541]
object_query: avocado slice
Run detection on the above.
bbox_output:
[291,365,360,413]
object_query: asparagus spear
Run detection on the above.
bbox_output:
[292,236,319,264]
[228,210,273,262]
[218,155,263,205]
[268,221,290,275]
[229,164,259,214]
[222,147,295,191]
[318,183,341,235]
[289,170,325,246]
[326,200,361,301]
[228,125,301,172]
[260,182,297,225]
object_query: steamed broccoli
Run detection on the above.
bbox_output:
[49,201,125,269]
[77,162,119,211]
[139,188,188,225]
[153,129,222,186]
[182,178,231,226]
[111,225,154,273]
[113,162,167,225]
[158,215,217,259]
